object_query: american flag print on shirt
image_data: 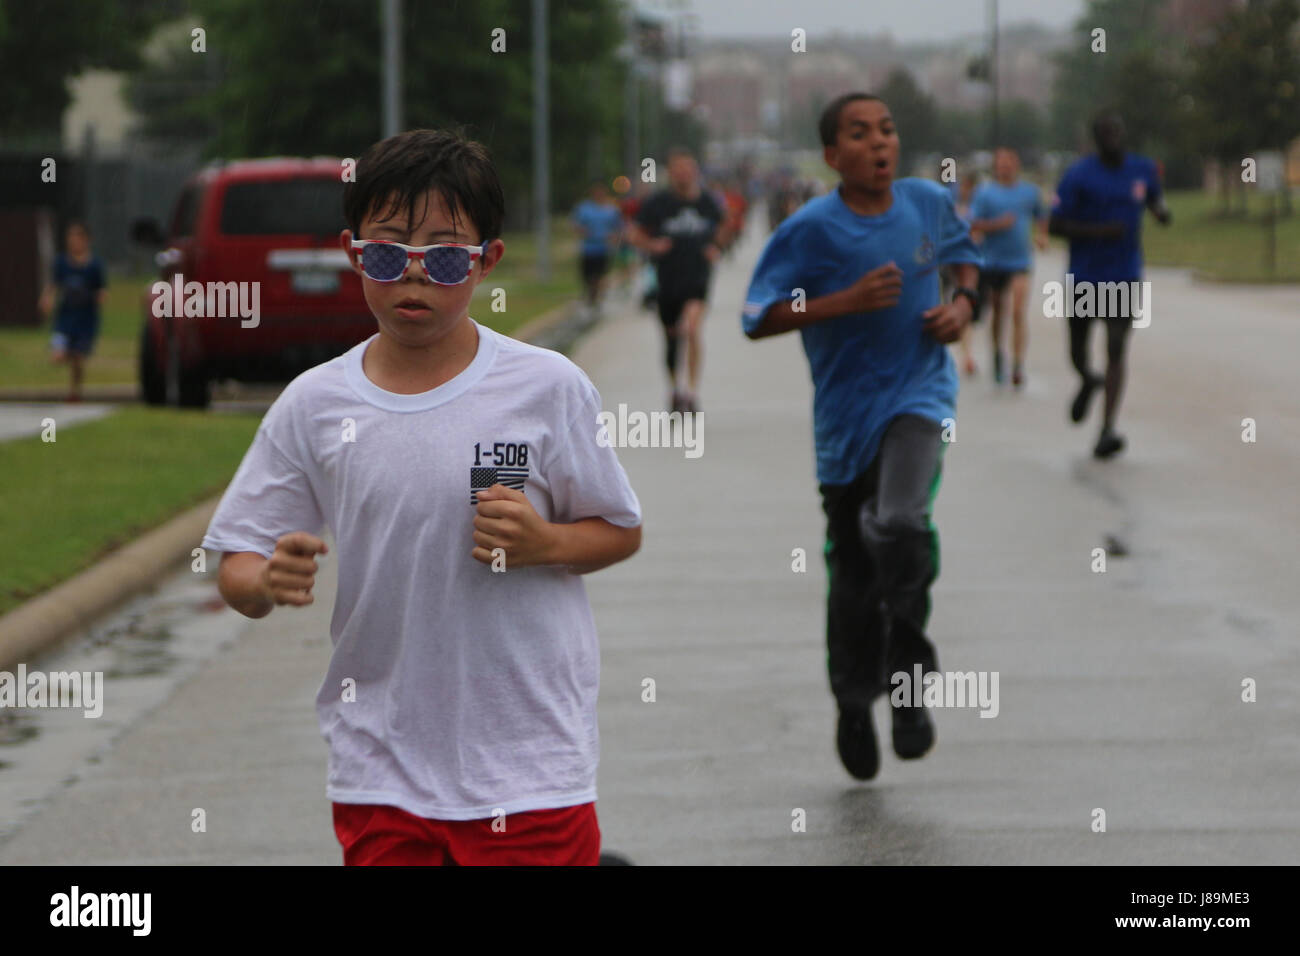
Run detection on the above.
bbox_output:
[469,466,530,504]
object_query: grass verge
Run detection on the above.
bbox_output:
[1142,189,1300,282]
[0,406,259,616]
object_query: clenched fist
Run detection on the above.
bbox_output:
[263,531,329,606]
[472,484,555,569]
[846,261,904,313]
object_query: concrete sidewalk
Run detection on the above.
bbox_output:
[1,225,1296,864]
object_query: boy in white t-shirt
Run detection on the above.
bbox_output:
[202,129,642,866]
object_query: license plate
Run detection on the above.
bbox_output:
[291,270,339,294]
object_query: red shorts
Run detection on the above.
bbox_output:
[331,801,601,866]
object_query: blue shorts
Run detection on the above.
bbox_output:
[52,314,99,356]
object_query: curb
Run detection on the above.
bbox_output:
[0,384,139,403]
[0,498,218,673]
[510,300,577,344]
[0,300,586,671]
[1186,269,1300,285]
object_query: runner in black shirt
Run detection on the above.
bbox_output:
[631,147,729,414]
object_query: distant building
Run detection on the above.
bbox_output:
[1160,0,1249,44]
[693,25,1067,152]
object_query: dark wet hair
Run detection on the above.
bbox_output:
[344,128,504,242]
[819,93,886,147]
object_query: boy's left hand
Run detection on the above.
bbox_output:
[921,298,971,344]
[472,484,555,569]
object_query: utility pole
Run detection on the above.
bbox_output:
[624,2,641,184]
[533,0,551,281]
[989,0,1000,148]
[382,0,402,137]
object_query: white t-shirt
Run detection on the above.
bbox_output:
[201,321,641,820]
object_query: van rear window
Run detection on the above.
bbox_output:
[219,178,345,236]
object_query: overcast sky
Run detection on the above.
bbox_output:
[681,0,1087,42]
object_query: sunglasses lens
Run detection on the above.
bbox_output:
[362,242,408,281]
[424,246,471,284]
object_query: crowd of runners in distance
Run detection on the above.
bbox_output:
[570,159,757,313]
[570,153,828,413]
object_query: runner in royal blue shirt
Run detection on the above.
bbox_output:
[1049,111,1171,458]
[742,93,981,781]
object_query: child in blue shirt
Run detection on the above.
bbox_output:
[42,221,107,403]
[742,93,981,780]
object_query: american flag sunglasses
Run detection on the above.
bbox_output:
[350,238,488,285]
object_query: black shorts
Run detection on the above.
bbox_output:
[979,268,1023,295]
[657,287,708,330]
[580,252,609,283]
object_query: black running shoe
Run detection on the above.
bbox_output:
[1070,374,1101,423]
[1093,428,1126,459]
[836,706,880,780]
[891,703,935,759]
[993,350,1006,385]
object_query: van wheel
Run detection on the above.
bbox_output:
[139,323,166,406]
[177,367,211,408]
[140,322,210,408]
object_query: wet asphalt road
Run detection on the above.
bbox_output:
[0,225,1296,864]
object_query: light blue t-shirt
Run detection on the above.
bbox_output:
[571,200,623,256]
[970,180,1045,272]
[742,179,982,486]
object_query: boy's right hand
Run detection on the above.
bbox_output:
[262,532,328,607]
[846,261,904,312]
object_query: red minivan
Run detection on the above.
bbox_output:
[136,158,374,407]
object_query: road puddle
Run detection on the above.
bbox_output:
[0,567,243,843]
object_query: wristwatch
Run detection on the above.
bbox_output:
[952,286,980,312]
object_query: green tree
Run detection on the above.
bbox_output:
[0,0,181,142]
[878,68,939,167]
[993,100,1046,155]
[126,0,627,224]
[1189,0,1300,214]
[1048,0,1194,182]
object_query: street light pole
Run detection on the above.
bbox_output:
[624,2,640,182]
[989,0,1000,148]
[382,0,402,138]
[533,0,551,281]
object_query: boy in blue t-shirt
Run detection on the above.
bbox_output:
[41,221,107,403]
[969,147,1048,387]
[570,181,624,311]
[1049,111,1170,458]
[741,93,981,780]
